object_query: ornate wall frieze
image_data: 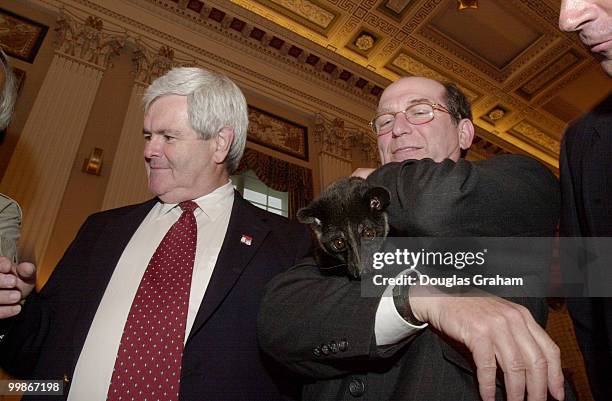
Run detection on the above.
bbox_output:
[314,112,378,164]
[55,9,126,69]
[314,113,354,160]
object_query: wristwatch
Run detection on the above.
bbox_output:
[392,271,425,326]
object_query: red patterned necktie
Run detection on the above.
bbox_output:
[107,201,198,401]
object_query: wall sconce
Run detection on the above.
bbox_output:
[457,0,478,10]
[83,147,103,175]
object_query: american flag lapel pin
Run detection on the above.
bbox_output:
[240,234,252,246]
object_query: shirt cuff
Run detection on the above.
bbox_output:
[374,270,428,346]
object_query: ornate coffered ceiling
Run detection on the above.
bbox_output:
[218,0,610,171]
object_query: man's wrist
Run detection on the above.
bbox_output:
[392,275,425,326]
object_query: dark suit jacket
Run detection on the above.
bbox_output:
[560,94,612,401]
[259,155,563,401]
[0,193,312,401]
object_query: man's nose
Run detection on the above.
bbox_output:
[391,112,413,138]
[143,137,161,158]
[559,0,590,32]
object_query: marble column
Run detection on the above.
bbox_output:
[0,11,125,263]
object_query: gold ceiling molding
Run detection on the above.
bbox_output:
[230,0,329,46]
[516,49,583,101]
[509,121,560,156]
[363,12,399,36]
[418,25,555,83]
[374,38,401,64]
[258,0,337,33]
[142,0,388,104]
[403,0,444,36]
[404,36,497,93]
[419,0,560,83]
[377,0,420,22]
[386,52,479,102]
[326,0,356,13]
[346,28,380,57]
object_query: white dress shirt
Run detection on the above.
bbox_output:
[374,269,428,345]
[68,182,234,401]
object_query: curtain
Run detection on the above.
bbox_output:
[236,148,313,219]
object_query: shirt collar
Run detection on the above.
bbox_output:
[158,181,234,221]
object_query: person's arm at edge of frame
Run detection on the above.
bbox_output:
[0,214,101,378]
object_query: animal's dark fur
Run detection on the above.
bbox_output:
[297,177,390,278]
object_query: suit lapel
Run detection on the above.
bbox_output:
[186,193,270,343]
[73,199,158,352]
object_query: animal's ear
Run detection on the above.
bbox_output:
[297,204,323,226]
[364,187,390,212]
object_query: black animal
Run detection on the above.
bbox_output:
[297,177,390,278]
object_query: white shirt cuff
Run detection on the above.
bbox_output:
[374,270,428,346]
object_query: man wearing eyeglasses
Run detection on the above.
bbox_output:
[259,76,567,401]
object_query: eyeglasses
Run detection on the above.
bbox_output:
[369,102,452,135]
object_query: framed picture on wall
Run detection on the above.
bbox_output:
[0,7,48,63]
[247,106,309,161]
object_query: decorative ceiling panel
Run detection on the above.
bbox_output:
[378,0,420,22]
[253,0,339,34]
[427,0,542,70]
[509,120,561,158]
[515,49,584,101]
[138,0,611,169]
[386,51,479,102]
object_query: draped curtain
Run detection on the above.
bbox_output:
[236,148,313,219]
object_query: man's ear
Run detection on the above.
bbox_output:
[213,126,235,164]
[457,119,474,150]
[297,204,323,227]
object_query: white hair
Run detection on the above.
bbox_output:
[0,50,17,131]
[143,67,248,173]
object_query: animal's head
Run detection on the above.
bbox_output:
[297,177,390,278]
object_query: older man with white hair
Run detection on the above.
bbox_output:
[0,67,311,401]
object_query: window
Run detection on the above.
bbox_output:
[231,170,288,217]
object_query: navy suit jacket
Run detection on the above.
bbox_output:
[0,193,312,401]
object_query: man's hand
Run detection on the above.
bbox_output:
[409,285,564,401]
[0,256,36,319]
[351,168,375,179]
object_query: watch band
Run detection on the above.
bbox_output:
[392,271,425,326]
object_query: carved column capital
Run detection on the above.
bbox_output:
[55,10,126,69]
[132,40,196,86]
[353,131,380,166]
[313,113,354,160]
